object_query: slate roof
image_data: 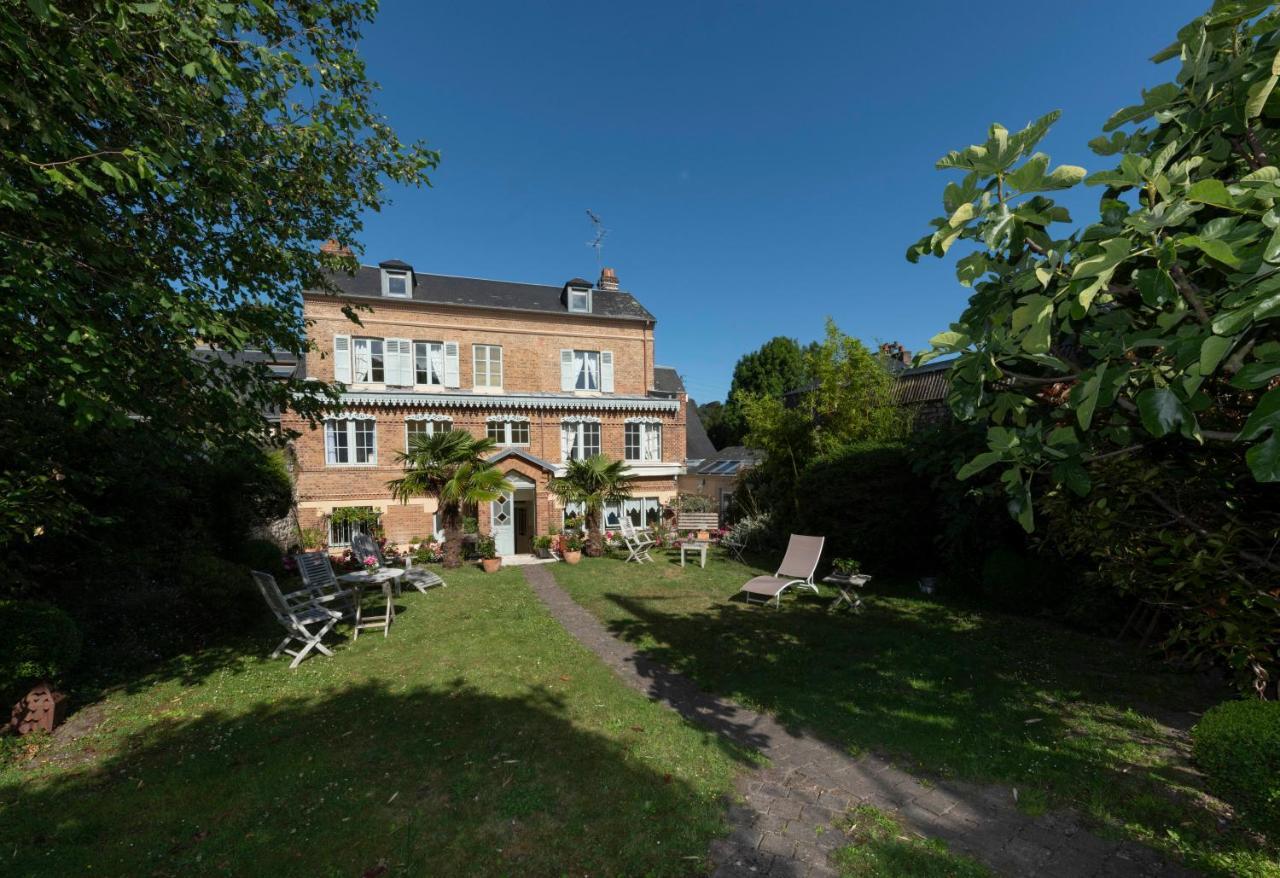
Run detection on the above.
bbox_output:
[890,359,953,405]
[311,265,655,322]
[653,365,685,396]
[684,398,717,460]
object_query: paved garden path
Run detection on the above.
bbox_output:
[521,565,1197,878]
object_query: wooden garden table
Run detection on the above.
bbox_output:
[679,541,709,568]
[337,568,403,638]
[823,573,871,613]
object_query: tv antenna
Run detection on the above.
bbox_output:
[585,209,609,267]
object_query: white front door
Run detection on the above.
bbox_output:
[492,492,515,556]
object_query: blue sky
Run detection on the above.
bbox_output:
[354,0,1208,403]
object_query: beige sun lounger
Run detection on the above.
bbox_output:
[738,534,825,607]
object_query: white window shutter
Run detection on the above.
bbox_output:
[392,339,413,385]
[334,335,351,384]
[383,338,401,385]
[601,350,614,393]
[560,349,575,391]
[443,341,460,387]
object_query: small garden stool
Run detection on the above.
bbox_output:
[338,568,404,638]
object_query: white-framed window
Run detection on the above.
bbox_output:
[561,419,601,461]
[563,500,626,530]
[567,286,591,313]
[624,421,662,461]
[414,341,446,385]
[473,344,503,389]
[560,349,613,392]
[325,417,377,466]
[405,417,451,450]
[382,269,411,298]
[624,497,662,528]
[487,417,529,446]
[328,507,379,547]
[352,337,384,383]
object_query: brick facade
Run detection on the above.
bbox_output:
[285,281,685,552]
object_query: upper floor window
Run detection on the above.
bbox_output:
[415,341,446,385]
[382,269,411,298]
[487,417,529,446]
[352,337,384,383]
[560,349,614,392]
[567,286,591,313]
[473,344,503,389]
[405,417,451,451]
[325,417,376,466]
[561,419,601,461]
[624,421,662,461]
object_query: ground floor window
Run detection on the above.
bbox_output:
[564,497,660,529]
[328,507,379,547]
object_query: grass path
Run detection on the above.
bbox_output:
[0,567,748,877]
[550,554,1278,878]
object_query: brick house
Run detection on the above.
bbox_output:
[281,256,687,556]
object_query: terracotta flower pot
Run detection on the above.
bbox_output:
[697,530,710,541]
[563,550,582,565]
[481,557,502,573]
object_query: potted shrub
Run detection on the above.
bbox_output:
[830,558,870,584]
[533,534,554,559]
[476,534,501,573]
[562,533,584,564]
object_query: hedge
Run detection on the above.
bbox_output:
[1192,699,1280,839]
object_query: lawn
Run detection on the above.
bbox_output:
[552,553,1279,878]
[0,567,751,877]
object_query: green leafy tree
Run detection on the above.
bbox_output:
[738,319,910,518]
[388,431,512,569]
[0,1,437,547]
[718,336,810,446]
[548,456,633,557]
[909,0,1280,695]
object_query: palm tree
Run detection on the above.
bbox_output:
[387,430,512,569]
[548,454,632,557]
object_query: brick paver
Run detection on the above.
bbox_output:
[521,565,1197,878]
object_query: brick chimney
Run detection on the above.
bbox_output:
[598,266,619,290]
[320,239,353,258]
[879,341,911,366]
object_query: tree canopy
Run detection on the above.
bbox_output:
[0,0,436,546]
[714,336,810,447]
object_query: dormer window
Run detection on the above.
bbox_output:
[382,269,410,298]
[565,283,592,313]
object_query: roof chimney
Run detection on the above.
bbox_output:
[320,239,353,258]
[598,266,619,291]
[879,341,911,366]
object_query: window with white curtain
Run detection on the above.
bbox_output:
[325,418,377,465]
[561,420,601,461]
[352,338,384,383]
[414,341,446,385]
[405,418,451,450]
[623,497,662,527]
[473,344,503,388]
[574,351,600,390]
[624,422,662,461]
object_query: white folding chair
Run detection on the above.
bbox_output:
[295,551,356,617]
[252,571,342,669]
[619,519,655,563]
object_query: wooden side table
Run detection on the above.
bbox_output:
[823,573,871,613]
[680,541,709,568]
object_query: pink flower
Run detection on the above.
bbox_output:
[362,555,378,568]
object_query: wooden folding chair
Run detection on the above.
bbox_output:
[252,571,342,669]
[619,519,655,563]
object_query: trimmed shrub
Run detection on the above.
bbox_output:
[1192,699,1280,838]
[0,600,82,702]
[794,440,936,575]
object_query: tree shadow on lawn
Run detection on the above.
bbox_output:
[0,679,770,878]
[596,584,1241,862]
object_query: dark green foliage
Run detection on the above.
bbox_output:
[716,336,810,446]
[0,600,81,703]
[0,0,435,547]
[236,538,287,580]
[204,450,293,556]
[794,441,937,575]
[1193,699,1280,839]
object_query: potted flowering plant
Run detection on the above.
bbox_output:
[829,558,870,585]
[362,554,379,572]
[476,535,501,573]
[561,533,584,564]
[533,534,554,559]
